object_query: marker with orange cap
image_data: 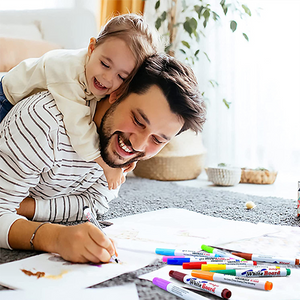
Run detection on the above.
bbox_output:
[183,261,257,269]
[191,270,273,291]
[169,270,232,299]
[231,252,300,265]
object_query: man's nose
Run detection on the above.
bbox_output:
[130,134,148,152]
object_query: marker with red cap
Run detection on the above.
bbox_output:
[169,270,232,299]
[182,261,257,269]
[231,252,300,265]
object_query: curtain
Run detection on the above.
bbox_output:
[99,0,145,27]
[144,0,300,174]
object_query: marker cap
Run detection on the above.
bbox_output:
[222,289,232,299]
[265,281,273,291]
[167,258,190,265]
[212,269,236,275]
[287,269,291,275]
[201,245,213,253]
[153,277,170,290]
[191,270,214,281]
[183,262,206,269]
[169,270,186,282]
[162,256,185,262]
[155,248,175,256]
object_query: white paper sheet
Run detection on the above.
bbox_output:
[0,283,139,300]
[0,248,156,290]
[140,221,300,300]
[105,208,279,252]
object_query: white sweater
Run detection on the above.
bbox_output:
[0,91,118,249]
[2,48,102,161]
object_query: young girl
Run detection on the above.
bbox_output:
[0,14,160,190]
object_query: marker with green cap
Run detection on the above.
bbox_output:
[211,267,291,277]
[201,245,245,261]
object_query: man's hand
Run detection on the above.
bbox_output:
[54,222,116,263]
[8,219,117,264]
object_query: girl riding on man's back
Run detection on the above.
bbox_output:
[0,14,160,189]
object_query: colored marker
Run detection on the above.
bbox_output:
[183,261,257,269]
[167,258,240,265]
[208,245,243,254]
[212,267,291,277]
[201,245,245,261]
[202,263,259,271]
[231,252,300,265]
[191,270,273,291]
[156,248,220,257]
[152,277,208,300]
[169,270,232,299]
[83,206,118,263]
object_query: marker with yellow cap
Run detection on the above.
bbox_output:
[191,270,273,291]
[201,263,258,271]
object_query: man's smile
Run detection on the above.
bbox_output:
[115,134,135,158]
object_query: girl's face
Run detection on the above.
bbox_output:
[86,37,136,97]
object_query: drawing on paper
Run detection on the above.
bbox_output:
[21,269,45,279]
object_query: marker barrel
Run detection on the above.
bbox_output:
[167,257,240,265]
[169,271,232,299]
[213,267,291,277]
[192,270,273,291]
[155,248,219,257]
[153,277,207,300]
[232,252,300,265]
[183,261,257,269]
[202,245,244,261]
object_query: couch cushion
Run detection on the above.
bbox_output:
[0,37,61,72]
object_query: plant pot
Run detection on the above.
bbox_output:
[133,130,206,181]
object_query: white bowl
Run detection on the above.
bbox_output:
[206,167,242,186]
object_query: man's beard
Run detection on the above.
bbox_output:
[98,102,145,168]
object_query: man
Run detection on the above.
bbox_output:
[0,54,206,263]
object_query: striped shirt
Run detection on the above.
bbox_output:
[0,91,118,249]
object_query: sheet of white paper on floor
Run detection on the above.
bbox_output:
[0,283,139,300]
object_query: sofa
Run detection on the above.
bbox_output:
[0,8,98,77]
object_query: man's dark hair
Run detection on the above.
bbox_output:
[118,53,206,134]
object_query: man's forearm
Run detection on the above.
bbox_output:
[8,218,61,252]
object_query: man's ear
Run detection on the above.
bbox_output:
[108,92,118,104]
[88,37,96,56]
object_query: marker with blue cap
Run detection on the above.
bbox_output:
[156,248,220,257]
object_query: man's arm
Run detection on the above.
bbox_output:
[8,218,115,263]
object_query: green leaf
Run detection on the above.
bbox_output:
[179,49,186,54]
[194,5,204,19]
[212,11,220,21]
[242,4,252,16]
[242,32,249,41]
[223,99,231,109]
[181,40,191,49]
[155,0,160,10]
[194,31,200,42]
[194,49,200,57]
[209,79,219,87]
[161,11,167,21]
[203,52,211,62]
[183,18,197,37]
[230,20,237,32]
[155,17,162,30]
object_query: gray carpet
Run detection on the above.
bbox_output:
[0,177,299,299]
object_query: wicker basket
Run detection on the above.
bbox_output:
[205,167,242,186]
[133,154,205,181]
[240,169,278,184]
[133,130,206,181]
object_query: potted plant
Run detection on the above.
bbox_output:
[133,0,252,181]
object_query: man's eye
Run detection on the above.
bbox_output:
[133,115,144,127]
[101,61,109,68]
[153,136,163,144]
